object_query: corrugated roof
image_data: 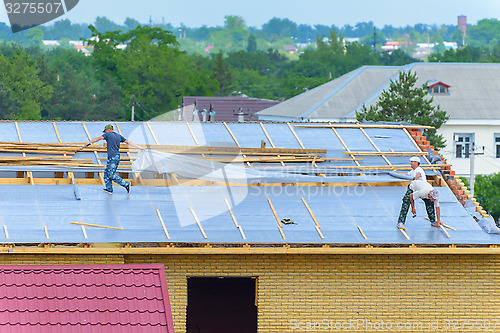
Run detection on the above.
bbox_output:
[257,63,500,121]
[182,96,280,122]
[0,264,174,332]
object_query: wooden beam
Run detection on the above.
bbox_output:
[70,221,123,230]
[43,226,49,239]
[287,122,305,149]
[53,121,75,185]
[115,122,143,185]
[357,225,367,240]
[3,225,9,239]
[82,122,105,185]
[223,122,251,167]
[331,125,362,168]
[260,122,285,167]
[189,206,208,239]
[399,228,410,240]
[359,127,392,166]
[440,225,451,238]
[81,225,88,239]
[301,197,321,230]
[186,122,200,146]
[224,198,246,240]
[14,122,34,185]
[155,209,171,240]
[8,246,500,255]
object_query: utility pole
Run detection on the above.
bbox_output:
[470,143,475,197]
[469,143,484,197]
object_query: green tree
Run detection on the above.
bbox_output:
[87,25,217,118]
[0,50,52,120]
[211,51,234,95]
[247,34,257,53]
[475,173,500,222]
[356,70,449,149]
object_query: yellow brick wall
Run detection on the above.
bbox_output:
[1,253,499,333]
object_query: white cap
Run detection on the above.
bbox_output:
[410,156,421,163]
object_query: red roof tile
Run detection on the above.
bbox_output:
[0,264,174,332]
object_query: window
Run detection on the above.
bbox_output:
[428,82,450,95]
[454,133,474,158]
[495,134,500,158]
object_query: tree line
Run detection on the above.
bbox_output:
[0,20,499,121]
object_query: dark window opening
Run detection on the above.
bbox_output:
[187,277,257,333]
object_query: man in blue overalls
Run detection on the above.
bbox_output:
[84,124,144,194]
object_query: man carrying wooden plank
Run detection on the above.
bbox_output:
[83,124,144,194]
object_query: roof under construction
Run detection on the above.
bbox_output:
[0,121,496,246]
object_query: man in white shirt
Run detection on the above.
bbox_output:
[397,156,435,230]
[408,180,442,228]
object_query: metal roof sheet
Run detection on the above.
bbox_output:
[0,184,495,245]
[257,63,500,121]
[0,264,174,332]
[0,121,487,245]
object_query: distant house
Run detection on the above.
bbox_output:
[180,96,280,122]
[257,62,500,176]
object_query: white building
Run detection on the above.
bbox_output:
[257,63,500,177]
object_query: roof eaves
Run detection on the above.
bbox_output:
[6,246,500,255]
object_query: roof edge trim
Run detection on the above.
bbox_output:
[5,247,500,255]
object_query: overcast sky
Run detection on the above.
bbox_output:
[1,0,499,28]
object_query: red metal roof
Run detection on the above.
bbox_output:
[427,81,451,88]
[183,96,280,122]
[0,264,174,332]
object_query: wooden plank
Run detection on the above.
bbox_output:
[186,122,200,146]
[267,198,283,228]
[224,198,239,228]
[115,122,143,185]
[43,226,49,239]
[399,228,410,240]
[155,209,171,240]
[331,125,362,168]
[189,207,208,239]
[287,122,305,149]
[81,225,88,239]
[146,122,160,145]
[70,221,123,230]
[3,225,8,239]
[260,122,285,167]
[315,226,325,239]
[223,122,251,166]
[357,225,367,240]
[440,225,451,238]
[82,122,105,185]
[301,197,321,229]
[223,122,241,148]
[53,121,75,185]
[424,217,456,230]
[359,127,392,166]
[15,122,34,185]
[224,198,246,240]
